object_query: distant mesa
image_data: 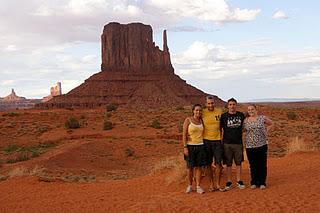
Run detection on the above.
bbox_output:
[2,89,26,101]
[36,22,224,109]
[0,89,40,110]
[42,82,62,103]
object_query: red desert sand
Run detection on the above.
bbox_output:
[0,152,319,212]
[0,105,319,212]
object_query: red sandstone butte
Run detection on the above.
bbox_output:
[36,22,224,109]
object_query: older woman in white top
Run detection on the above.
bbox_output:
[244,104,273,190]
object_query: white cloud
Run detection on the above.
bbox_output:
[172,41,320,100]
[0,41,100,98]
[270,67,320,86]
[174,41,320,79]
[149,0,260,23]
[81,55,98,63]
[272,10,289,19]
[1,80,15,86]
[31,5,53,16]
[60,80,84,94]
[0,0,260,46]
[4,45,17,52]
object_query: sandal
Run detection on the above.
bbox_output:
[208,187,217,192]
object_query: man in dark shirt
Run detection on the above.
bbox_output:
[220,98,245,190]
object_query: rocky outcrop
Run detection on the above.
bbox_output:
[101,22,172,73]
[36,22,224,109]
[2,89,26,101]
[0,89,41,110]
[42,82,62,102]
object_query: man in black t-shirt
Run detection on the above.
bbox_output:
[220,98,245,190]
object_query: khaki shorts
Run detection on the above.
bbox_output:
[223,144,244,166]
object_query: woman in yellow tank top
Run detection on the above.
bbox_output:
[182,104,207,194]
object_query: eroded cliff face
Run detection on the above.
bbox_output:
[36,22,224,109]
[101,22,172,73]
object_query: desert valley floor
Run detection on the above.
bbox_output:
[0,103,319,212]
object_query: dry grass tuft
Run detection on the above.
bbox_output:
[152,155,186,185]
[8,165,46,178]
[286,136,316,154]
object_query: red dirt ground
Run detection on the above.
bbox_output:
[0,103,319,212]
[0,152,319,212]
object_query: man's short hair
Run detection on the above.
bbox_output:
[227,98,237,104]
[206,96,214,101]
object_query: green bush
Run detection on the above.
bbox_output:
[106,104,117,112]
[3,144,19,153]
[6,153,30,164]
[125,147,134,157]
[287,112,297,120]
[105,113,112,119]
[103,121,113,130]
[149,119,162,129]
[65,117,80,129]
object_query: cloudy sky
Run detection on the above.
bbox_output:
[1,0,320,102]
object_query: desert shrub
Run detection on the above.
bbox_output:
[152,156,186,185]
[65,117,80,129]
[37,125,51,134]
[286,136,314,154]
[175,106,184,111]
[4,144,20,153]
[149,119,162,129]
[103,121,113,130]
[80,114,86,119]
[106,104,117,112]
[124,147,134,157]
[105,113,112,118]
[287,112,297,120]
[317,114,320,120]
[6,153,30,164]
[2,112,20,117]
[4,142,56,163]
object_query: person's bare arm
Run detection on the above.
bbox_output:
[182,118,190,156]
[264,116,273,132]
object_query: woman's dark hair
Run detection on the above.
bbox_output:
[192,104,202,115]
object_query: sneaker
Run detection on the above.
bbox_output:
[196,186,205,194]
[225,182,232,191]
[260,185,266,190]
[237,181,245,189]
[250,184,257,189]
[185,185,192,193]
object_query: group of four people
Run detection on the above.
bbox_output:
[182,97,273,194]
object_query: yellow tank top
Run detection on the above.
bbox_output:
[202,108,222,140]
[187,119,204,145]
